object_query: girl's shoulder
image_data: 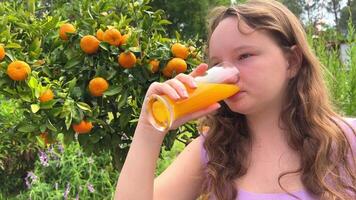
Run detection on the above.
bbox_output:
[336,117,356,140]
[340,117,356,149]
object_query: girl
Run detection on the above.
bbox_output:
[115,0,355,199]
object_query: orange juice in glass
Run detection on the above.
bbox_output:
[147,62,240,131]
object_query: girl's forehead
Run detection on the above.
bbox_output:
[209,18,263,53]
[211,17,254,38]
[209,18,256,47]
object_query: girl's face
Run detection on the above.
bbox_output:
[209,17,293,115]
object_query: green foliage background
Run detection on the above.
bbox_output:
[0,0,355,199]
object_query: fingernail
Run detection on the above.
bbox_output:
[192,81,198,88]
[173,94,180,100]
[183,91,189,98]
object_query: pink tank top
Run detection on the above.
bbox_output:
[199,118,356,200]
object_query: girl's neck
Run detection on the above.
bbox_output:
[246,108,288,148]
[246,110,300,164]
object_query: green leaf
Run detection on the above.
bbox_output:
[40,100,58,109]
[120,108,131,129]
[117,91,128,109]
[129,46,141,53]
[29,37,41,52]
[46,119,57,132]
[103,85,122,96]
[66,77,77,91]
[0,79,8,87]
[6,43,22,49]
[41,16,58,33]
[28,77,38,89]
[65,59,82,69]
[99,43,110,51]
[18,124,37,133]
[49,107,62,117]
[31,104,40,113]
[77,102,92,112]
[159,19,172,25]
[42,66,52,77]
[89,132,101,143]
[65,113,73,130]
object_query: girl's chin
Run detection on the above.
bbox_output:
[224,102,248,114]
[227,91,246,101]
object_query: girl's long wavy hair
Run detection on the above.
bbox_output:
[199,0,356,200]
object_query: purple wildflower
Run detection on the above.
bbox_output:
[24,171,37,188]
[87,183,95,193]
[39,150,49,167]
[58,143,64,153]
[63,182,71,200]
[48,146,60,161]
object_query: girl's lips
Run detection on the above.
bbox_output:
[227,91,245,101]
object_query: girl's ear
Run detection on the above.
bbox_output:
[287,45,302,78]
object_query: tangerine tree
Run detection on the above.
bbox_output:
[0,0,203,170]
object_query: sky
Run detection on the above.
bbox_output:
[316,0,348,26]
[229,0,348,26]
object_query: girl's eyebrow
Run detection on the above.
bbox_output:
[232,44,258,53]
[209,44,258,61]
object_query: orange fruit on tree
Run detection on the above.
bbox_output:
[80,35,100,54]
[39,89,54,103]
[72,120,93,134]
[162,58,187,78]
[7,61,31,81]
[96,29,105,41]
[148,59,160,73]
[103,28,122,46]
[171,43,189,59]
[88,77,109,96]
[0,45,5,61]
[59,23,76,41]
[118,52,136,68]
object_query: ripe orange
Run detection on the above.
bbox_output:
[96,29,105,41]
[7,61,31,81]
[148,59,160,73]
[118,52,136,68]
[171,43,189,59]
[80,35,100,54]
[59,23,76,41]
[72,120,93,134]
[0,45,5,61]
[88,77,109,96]
[103,28,122,46]
[162,58,187,78]
[39,89,54,103]
[120,34,129,45]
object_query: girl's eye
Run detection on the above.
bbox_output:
[239,54,252,60]
[211,62,220,66]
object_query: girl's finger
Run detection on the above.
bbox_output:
[165,79,189,99]
[175,73,197,89]
[150,82,181,101]
[189,63,208,77]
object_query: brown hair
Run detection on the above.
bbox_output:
[199,0,356,199]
